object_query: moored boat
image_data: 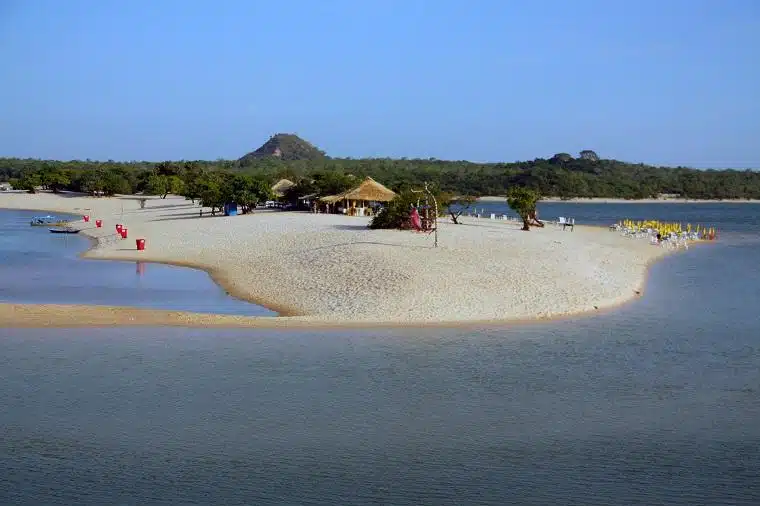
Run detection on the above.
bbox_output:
[31,215,68,226]
[49,227,80,234]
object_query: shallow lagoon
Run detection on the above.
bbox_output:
[0,209,276,316]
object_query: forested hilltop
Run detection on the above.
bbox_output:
[1,134,759,199]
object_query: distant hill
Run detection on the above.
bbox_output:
[238,133,327,164]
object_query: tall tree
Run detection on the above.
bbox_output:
[224,174,273,213]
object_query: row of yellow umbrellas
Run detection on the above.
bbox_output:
[619,219,717,240]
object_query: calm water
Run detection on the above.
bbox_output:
[474,200,760,234]
[1,203,760,505]
[0,209,275,316]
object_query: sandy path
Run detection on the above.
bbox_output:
[0,192,673,327]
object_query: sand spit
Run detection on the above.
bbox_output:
[0,302,581,330]
[1,192,675,327]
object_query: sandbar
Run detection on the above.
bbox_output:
[0,192,676,328]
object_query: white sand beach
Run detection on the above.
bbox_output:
[0,192,676,327]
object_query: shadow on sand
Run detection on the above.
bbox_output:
[330,223,371,231]
[142,203,198,210]
[308,240,435,252]
[149,212,221,222]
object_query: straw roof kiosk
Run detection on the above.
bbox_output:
[271,178,296,198]
[320,177,397,216]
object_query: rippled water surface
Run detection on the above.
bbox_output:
[1,203,759,505]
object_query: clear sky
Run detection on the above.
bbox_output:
[1,0,758,167]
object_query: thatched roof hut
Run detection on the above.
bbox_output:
[340,177,397,202]
[320,194,345,204]
[320,177,396,203]
[271,178,296,197]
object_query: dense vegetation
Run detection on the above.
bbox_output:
[2,136,759,200]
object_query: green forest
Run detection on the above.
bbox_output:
[2,143,759,200]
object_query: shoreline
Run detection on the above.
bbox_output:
[80,255,301,317]
[0,203,301,317]
[0,193,688,328]
[478,196,760,204]
[0,292,645,329]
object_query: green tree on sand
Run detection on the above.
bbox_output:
[506,187,543,231]
[145,174,184,198]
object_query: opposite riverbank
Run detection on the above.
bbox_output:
[0,192,676,328]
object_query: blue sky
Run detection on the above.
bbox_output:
[1,0,758,167]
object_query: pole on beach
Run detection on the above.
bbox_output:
[412,182,438,248]
[428,182,438,248]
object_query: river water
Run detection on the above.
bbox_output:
[1,203,759,505]
[0,209,275,316]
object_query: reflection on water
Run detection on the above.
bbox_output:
[0,203,759,504]
[0,209,275,316]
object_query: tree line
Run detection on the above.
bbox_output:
[2,150,759,200]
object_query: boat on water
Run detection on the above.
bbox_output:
[31,215,68,226]
[49,227,80,234]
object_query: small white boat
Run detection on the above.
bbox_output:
[49,227,80,234]
[31,215,67,226]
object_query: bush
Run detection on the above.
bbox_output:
[369,191,421,229]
